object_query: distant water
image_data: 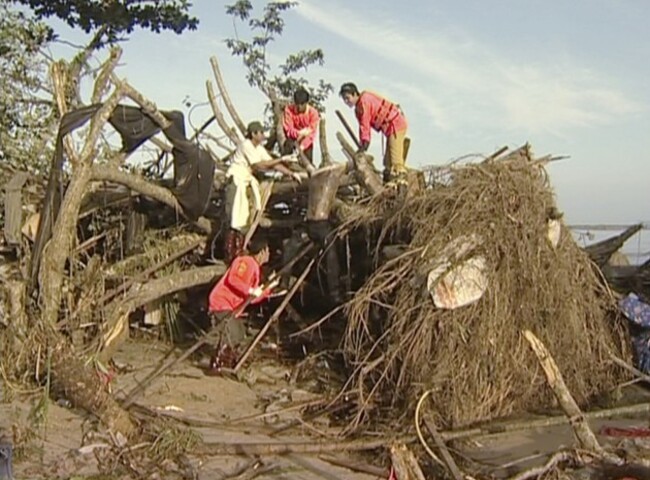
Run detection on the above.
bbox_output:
[570,224,650,266]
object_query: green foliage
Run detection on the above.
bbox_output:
[224,0,333,112]
[12,0,199,45]
[0,0,53,174]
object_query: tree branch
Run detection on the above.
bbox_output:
[206,80,241,145]
[210,56,247,134]
[91,165,211,233]
[91,47,121,104]
[99,264,226,359]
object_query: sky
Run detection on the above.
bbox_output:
[43,0,650,231]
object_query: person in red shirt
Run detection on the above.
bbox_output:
[282,88,320,163]
[206,237,281,373]
[209,238,278,318]
[339,82,408,186]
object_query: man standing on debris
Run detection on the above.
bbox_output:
[224,121,301,262]
[339,82,408,186]
[282,87,320,163]
[207,237,281,371]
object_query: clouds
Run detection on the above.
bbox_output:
[295,0,640,136]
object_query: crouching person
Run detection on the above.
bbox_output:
[207,237,280,373]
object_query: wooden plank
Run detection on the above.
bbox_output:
[3,172,29,245]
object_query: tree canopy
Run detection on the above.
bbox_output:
[12,0,199,46]
[0,0,53,172]
[225,0,332,112]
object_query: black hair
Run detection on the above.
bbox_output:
[293,88,310,105]
[339,82,359,97]
[247,235,269,255]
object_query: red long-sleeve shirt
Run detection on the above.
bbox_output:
[208,256,272,314]
[283,104,320,150]
[355,91,407,144]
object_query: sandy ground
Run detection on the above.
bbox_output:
[2,338,650,479]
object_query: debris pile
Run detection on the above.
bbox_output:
[342,147,631,431]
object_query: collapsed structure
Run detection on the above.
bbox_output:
[1,48,648,479]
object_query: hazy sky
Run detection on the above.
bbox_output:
[45,0,650,225]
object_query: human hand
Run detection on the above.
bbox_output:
[298,127,312,138]
[249,286,264,298]
[356,141,369,154]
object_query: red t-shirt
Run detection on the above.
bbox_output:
[208,256,272,314]
[283,104,320,150]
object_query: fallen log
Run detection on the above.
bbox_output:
[195,436,413,456]
[99,264,227,361]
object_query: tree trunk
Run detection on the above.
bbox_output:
[50,343,135,437]
[336,132,383,195]
[39,84,125,326]
[318,117,333,167]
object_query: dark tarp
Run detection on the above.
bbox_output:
[29,104,215,291]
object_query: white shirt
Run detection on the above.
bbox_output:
[230,139,272,170]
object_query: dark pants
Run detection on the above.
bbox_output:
[282,139,313,162]
[209,310,246,347]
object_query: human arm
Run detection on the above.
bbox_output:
[273,163,302,183]
[356,98,372,149]
[298,107,319,151]
[283,105,300,140]
[250,277,280,304]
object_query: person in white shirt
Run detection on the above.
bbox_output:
[224,121,301,262]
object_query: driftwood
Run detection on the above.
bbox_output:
[423,417,464,480]
[39,73,126,326]
[91,165,212,233]
[206,79,240,146]
[335,109,360,148]
[100,237,204,304]
[306,164,346,222]
[523,330,617,460]
[389,443,426,480]
[195,436,412,456]
[438,401,650,442]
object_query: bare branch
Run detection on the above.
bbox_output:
[91,165,212,233]
[206,80,241,145]
[91,47,122,104]
[210,56,247,134]
[50,61,81,166]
